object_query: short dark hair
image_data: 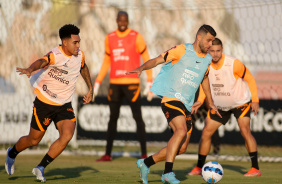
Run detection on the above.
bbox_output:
[117,11,128,19]
[197,24,216,37]
[212,38,223,46]
[59,24,80,40]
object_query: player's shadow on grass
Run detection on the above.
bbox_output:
[2,166,34,181]
[9,176,34,180]
[45,166,98,181]
[0,165,5,173]
[221,164,246,175]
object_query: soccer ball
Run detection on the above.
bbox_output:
[201,161,223,184]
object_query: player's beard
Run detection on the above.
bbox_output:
[199,42,208,53]
[212,56,221,63]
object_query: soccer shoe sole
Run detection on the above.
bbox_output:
[32,168,46,183]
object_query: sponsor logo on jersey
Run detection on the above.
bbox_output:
[42,85,57,98]
[48,67,70,85]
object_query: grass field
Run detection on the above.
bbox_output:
[1,153,281,184]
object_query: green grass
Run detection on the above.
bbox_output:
[0,154,281,183]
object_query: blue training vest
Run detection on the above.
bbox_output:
[150,43,212,112]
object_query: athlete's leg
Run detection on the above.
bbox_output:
[5,127,45,175]
[32,120,75,182]
[97,85,122,161]
[237,117,257,153]
[152,132,191,163]
[46,119,75,159]
[199,118,222,156]
[212,129,221,155]
[15,127,45,153]
[9,97,50,158]
[128,97,147,157]
[189,118,222,175]
[124,84,147,157]
[237,117,260,174]
[198,118,221,166]
[105,100,122,156]
[166,115,187,163]
[137,127,190,184]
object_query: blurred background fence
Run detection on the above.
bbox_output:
[0,0,282,158]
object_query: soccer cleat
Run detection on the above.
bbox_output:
[161,172,181,184]
[5,147,15,175]
[141,154,148,159]
[188,166,201,175]
[243,167,261,177]
[96,155,112,162]
[137,159,150,184]
[32,166,46,182]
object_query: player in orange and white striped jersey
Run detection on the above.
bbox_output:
[189,38,261,177]
[5,24,93,182]
[95,11,152,162]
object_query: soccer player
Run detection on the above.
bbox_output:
[5,24,93,182]
[94,11,153,162]
[127,24,221,184]
[188,38,261,177]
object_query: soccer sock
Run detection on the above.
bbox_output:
[197,154,207,168]
[249,151,259,170]
[164,162,173,174]
[144,155,155,168]
[38,154,54,168]
[8,145,20,159]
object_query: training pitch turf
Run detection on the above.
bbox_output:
[0,154,281,183]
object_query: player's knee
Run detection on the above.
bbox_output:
[59,131,74,143]
[202,129,212,137]
[240,126,251,135]
[29,138,40,146]
[201,132,212,141]
[175,128,187,138]
[65,132,74,142]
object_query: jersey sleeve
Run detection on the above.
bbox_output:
[136,33,147,54]
[95,36,111,84]
[104,35,110,56]
[160,44,186,64]
[136,33,152,82]
[233,59,259,102]
[41,51,55,66]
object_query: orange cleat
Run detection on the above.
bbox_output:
[96,155,112,162]
[244,167,261,177]
[188,166,202,175]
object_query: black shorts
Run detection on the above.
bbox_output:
[207,101,251,125]
[108,83,141,103]
[31,97,76,131]
[161,101,193,133]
